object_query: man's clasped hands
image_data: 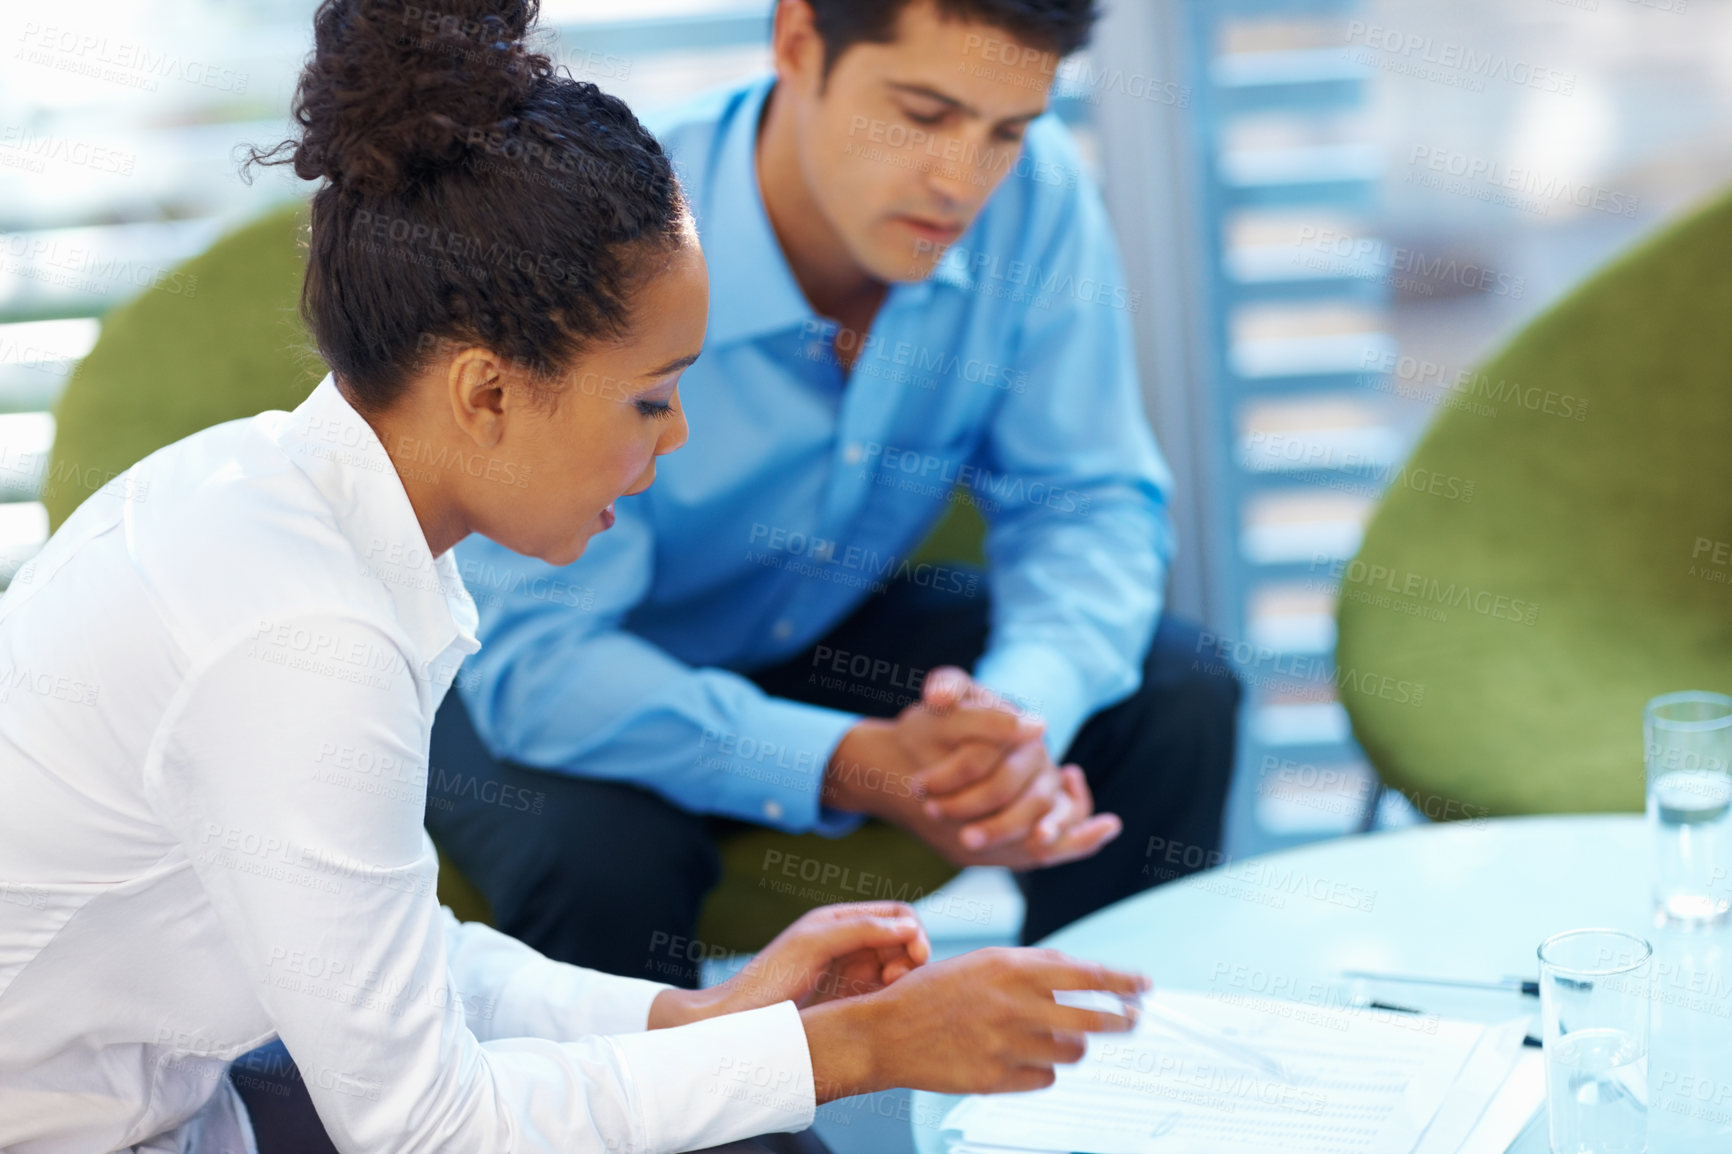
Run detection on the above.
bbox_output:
[647,667,1146,1101]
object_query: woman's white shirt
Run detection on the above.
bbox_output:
[0,375,816,1153]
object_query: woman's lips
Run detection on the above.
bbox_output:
[598,502,616,530]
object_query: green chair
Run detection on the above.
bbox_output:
[1335,190,1732,819]
[46,203,970,949]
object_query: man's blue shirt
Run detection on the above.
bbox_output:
[454,75,1174,834]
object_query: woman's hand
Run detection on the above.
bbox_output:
[736,902,931,1008]
[649,903,930,1028]
[799,946,1146,1102]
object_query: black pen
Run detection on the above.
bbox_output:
[1343,969,1540,997]
[1365,999,1421,1014]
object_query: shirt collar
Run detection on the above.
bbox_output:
[701,76,818,348]
[276,374,480,670]
[925,243,978,292]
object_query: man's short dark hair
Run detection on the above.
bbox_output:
[800,0,1100,73]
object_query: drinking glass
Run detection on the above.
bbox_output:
[1539,929,1653,1154]
[1645,691,1732,926]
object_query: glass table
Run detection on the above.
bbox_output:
[910,814,1732,1154]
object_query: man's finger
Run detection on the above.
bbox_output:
[928,740,1049,822]
[1034,767,1093,844]
[954,764,1062,849]
[1033,813,1122,866]
[921,665,973,710]
[1032,783,1076,846]
[927,703,1044,751]
[913,741,1000,798]
[1060,765,1093,811]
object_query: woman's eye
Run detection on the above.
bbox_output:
[636,399,677,420]
[904,108,946,126]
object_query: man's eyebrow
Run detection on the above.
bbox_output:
[886,81,1043,126]
[643,352,701,378]
[887,81,977,118]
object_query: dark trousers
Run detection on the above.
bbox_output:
[425,578,1239,986]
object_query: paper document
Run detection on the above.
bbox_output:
[1456,1049,1545,1154]
[941,988,1497,1154]
[1411,1019,1532,1154]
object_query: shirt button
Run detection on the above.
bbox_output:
[763,799,784,820]
[772,619,794,641]
[843,443,864,465]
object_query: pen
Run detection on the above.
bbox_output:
[1138,1001,1291,1081]
[1342,969,1539,997]
[1365,999,1421,1013]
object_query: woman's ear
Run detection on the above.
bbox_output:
[445,348,511,449]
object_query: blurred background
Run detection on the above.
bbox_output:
[3,0,1730,1145]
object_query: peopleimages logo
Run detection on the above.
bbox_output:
[1293,225,1526,299]
[1405,146,1640,219]
[1315,556,1540,627]
[0,125,135,174]
[1342,21,1576,95]
[15,21,250,93]
[746,523,981,597]
[1360,350,1590,422]
[914,241,1141,313]
[859,441,1091,515]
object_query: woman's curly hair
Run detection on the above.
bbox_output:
[248,0,687,411]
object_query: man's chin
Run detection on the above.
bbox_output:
[869,243,946,285]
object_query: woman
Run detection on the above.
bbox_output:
[0,1,1144,1151]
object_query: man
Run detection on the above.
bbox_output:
[428,0,1239,984]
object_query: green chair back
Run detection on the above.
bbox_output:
[45,205,325,530]
[47,203,963,948]
[1336,190,1732,818]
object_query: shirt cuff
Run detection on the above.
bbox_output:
[723,695,863,835]
[614,1000,816,1152]
[493,952,672,1039]
[972,643,1094,760]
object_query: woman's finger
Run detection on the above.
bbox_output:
[790,910,928,967]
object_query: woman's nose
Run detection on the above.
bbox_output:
[658,404,690,455]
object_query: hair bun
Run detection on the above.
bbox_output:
[287,0,550,197]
